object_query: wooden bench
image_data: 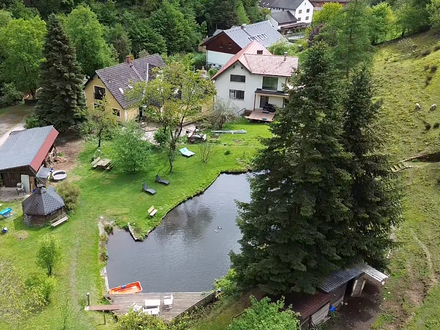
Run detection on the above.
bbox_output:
[148,206,157,217]
[51,215,69,227]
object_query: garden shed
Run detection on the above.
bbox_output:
[22,185,66,226]
[0,126,58,192]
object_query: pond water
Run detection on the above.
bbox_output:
[106,173,250,292]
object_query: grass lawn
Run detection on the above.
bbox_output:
[0,119,270,329]
[370,32,440,329]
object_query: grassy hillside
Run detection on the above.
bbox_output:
[372,32,440,329]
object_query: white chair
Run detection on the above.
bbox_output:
[131,303,142,313]
[163,293,173,310]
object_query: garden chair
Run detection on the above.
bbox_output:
[156,175,169,185]
[142,183,156,195]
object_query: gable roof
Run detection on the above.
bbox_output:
[212,41,298,80]
[260,0,304,10]
[271,11,298,25]
[93,54,165,110]
[22,186,65,216]
[203,21,285,49]
[0,126,58,172]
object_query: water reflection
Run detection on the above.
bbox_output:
[106,173,250,292]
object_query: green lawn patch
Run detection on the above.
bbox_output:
[0,119,270,329]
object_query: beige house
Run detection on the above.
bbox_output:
[84,54,165,122]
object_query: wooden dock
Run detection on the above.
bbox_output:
[245,109,276,122]
[105,292,212,321]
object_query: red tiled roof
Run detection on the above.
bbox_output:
[30,128,58,171]
[212,41,298,79]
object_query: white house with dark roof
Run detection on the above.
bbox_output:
[201,21,285,68]
[211,41,298,121]
[84,54,165,122]
[260,0,314,26]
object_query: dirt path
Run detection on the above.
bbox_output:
[410,229,438,286]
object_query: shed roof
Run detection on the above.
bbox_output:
[354,263,388,284]
[212,41,298,80]
[290,291,332,321]
[203,21,285,49]
[271,11,298,25]
[93,54,165,110]
[0,126,58,172]
[318,267,363,293]
[260,0,304,10]
[22,186,65,216]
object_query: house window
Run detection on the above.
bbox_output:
[112,108,121,117]
[229,89,245,100]
[262,77,278,91]
[298,9,302,14]
[306,16,309,20]
[306,8,310,13]
[298,17,301,21]
[228,43,232,49]
[219,43,224,49]
[230,74,246,83]
[94,86,106,100]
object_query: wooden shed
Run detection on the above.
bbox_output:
[22,185,66,226]
[0,126,58,192]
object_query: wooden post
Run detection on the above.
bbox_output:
[103,311,106,325]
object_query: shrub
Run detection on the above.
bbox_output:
[104,223,114,235]
[36,235,61,276]
[214,268,238,298]
[207,68,218,78]
[191,52,206,70]
[154,129,168,149]
[224,150,231,155]
[0,82,22,107]
[421,49,431,57]
[199,143,213,163]
[434,44,440,52]
[431,65,438,73]
[206,98,237,129]
[119,310,167,330]
[424,122,431,130]
[25,273,57,305]
[57,181,80,212]
[434,123,440,129]
[25,113,42,129]
[100,250,108,262]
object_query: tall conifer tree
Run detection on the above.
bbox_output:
[36,14,85,132]
[342,68,402,268]
[231,43,354,295]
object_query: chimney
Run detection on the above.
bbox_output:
[241,24,246,30]
[284,52,288,61]
[126,55,131,64]
[36,184,46,194]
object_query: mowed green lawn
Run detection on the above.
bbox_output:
[0,119,270,330]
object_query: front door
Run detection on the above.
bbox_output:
[260,95,269,108]
[21,174,30,193]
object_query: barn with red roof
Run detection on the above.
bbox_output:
[0,126,58,191]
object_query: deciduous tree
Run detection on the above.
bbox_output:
[36,235,61,276]
[36,14,86,131]
[231,43,353,295]
[0,16,46,99]
[84,97,118,147]
[64,5,116,77]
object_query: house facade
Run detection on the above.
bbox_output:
[212,41,298,112]
[0,126,58,191]
[84,54,165,122]
[260,0,314,25]
[201,21,285,68]
[311,0,350,10]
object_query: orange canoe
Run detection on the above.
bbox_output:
[109,281,143,294]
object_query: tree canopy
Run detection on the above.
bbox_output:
[0,16,46,98]
[36,14,86,131]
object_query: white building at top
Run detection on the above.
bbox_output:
[260,0,314,25]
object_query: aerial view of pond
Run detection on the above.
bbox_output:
[106,173,251,292]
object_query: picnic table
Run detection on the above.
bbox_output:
[93,158,113,170]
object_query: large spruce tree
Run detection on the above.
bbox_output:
[342,68,402,269]
[36,14,85,132]
[231,43,354,295]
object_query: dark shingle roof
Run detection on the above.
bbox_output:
[94,54,165,110]
[318,268,363,293]
[260,0,304,10]
[271,11,298,24]
[223,21,285,48]
[22,186,65,216]
[0,126,57,171]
